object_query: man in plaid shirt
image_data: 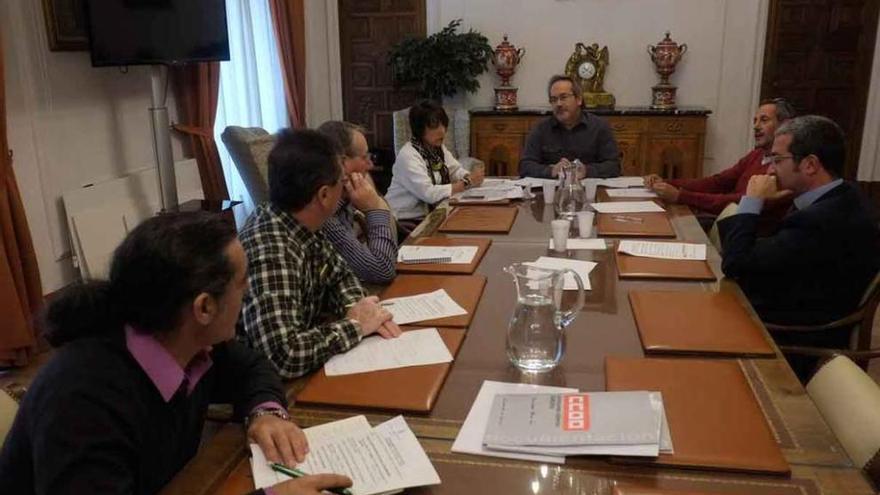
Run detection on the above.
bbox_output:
[238,129,402,379]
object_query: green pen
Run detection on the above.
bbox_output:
[269,463,353,495]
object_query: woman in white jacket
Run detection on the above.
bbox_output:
[385,100,484,224]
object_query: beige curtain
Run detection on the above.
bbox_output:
[269,0,307,128]
[171,63,230,201]
[0,35,42,366]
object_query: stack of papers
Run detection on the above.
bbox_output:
[512,177,558,189]
[397,245,478,264]
[324,328,453,376]
[590,201,666,214]
[454,179,525,202]
[452,381,672,463]
[618,240,707,261]
[381,289,467,325]
[523,256,597,290]
[583,176,645,189]
[251,415,440,495]
[605,188,658,199]
[548,238,607,251]
[481,391,671,457]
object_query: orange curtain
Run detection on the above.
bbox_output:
[269,0,307,128]
[171,63,230,201]
[0,35,42,366]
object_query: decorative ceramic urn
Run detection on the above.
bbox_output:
[492,34,525,110]
[647,31,688,109]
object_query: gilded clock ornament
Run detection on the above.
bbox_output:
[564,42,615,108]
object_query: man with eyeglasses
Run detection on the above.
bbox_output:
[718,115,880,381]
[519,75,620,179]
[644,99,796,230]
[317,120,398,284]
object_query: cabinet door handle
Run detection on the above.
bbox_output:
[666,121,684,133]
[492,123,507,131]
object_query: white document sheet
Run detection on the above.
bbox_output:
[324,328,453,376]
[381,289,467,325]
[549,238,607,250]
[605,188,659,198]
[252,415,440,495]
[590,201,666,214]
[525,256,597,290]
[397,245,478,264]
[512,177,558,188]
[452,381,577,463]
[584,176,645,188]
[618,240,707,261]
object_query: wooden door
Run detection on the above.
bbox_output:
[337,0,426,151]
[761,0,880,179]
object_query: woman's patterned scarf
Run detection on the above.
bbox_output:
[411,137,450,185]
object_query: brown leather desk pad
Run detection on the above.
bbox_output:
[378,274,486,327]
[448,197,511,206]
[605,356,790,476]
[295,326,465,413]
[629,291,775,357]
[438,206,518,233]
[597,212,675,237]
[616,251,716,281]
[396,237,492,275]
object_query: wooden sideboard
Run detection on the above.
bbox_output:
[470,107,711,178]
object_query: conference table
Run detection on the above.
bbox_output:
[160,192,874,495]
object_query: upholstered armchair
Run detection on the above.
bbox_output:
[392,107,483,172]
[220,126,277,205]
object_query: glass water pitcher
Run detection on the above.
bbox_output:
[504,262,585,372]
[555,159,587,221]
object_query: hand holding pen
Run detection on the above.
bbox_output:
[270,464,353,495]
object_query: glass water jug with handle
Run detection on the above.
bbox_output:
[504,262,585,372]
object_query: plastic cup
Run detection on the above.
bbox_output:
[551,219,570,252]
[543,183,556,204]
[576,211,595,238]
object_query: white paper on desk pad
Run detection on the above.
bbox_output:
[605,188,658,198]
[452,381,577,463]
[525,256,597,290]
[513,177,558,188]
[650,391,674,454]
[324,328,453,376]
[397,245,479,264]
[268,416,438,495]
[618,240,707,261]
[584,176,645,188]
[382,289,467,325]
[251,417,376,489]
[549,238,607,250]
[590,201,665,213]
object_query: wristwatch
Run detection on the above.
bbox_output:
[245,407,291,428]
[462,175,472,189]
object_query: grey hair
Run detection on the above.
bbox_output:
[761,97,797,121]
[316,120,364,157]
[775,115,846,177]
[547,74,583,100]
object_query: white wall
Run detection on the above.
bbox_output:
[426,0,769,175]
[3,0,186,293]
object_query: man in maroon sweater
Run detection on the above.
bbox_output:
[644,99,796,228]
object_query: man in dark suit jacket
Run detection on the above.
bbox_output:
[719,115,879,379]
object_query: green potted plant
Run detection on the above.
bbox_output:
[389,19,493,102]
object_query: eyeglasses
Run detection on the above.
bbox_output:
[767,154,796,165]
[549,93,575,104]
[347,151,377,163]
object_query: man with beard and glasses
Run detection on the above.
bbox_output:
[518,74,620,180]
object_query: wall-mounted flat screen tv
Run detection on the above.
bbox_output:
[85,0,230,67]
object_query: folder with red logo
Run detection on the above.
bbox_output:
[481,392,662,448]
